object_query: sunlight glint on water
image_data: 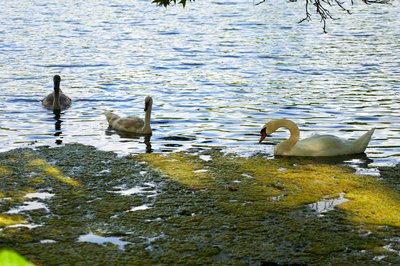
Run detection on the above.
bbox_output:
[0,0,399,169]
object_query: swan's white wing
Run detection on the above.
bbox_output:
[290,135,353,156]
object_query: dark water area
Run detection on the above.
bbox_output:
[0,0,399,170]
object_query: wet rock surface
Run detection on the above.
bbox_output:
[0,144,399,265]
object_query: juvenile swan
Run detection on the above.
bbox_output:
[105,96,153,135]
[259,119,374,157]
[42,75,71,111]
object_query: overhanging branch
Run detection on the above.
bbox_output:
[154,0,392,32]
[254,0,392,33]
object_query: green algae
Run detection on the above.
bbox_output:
[27,159,81,187]
[0,144,399,265]
[139,151,400,227]
[0,214,26,227]
[0,166,11,176]
[138,153,212,189]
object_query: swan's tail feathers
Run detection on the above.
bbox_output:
[355,128,375,153]
[104,110,119,125]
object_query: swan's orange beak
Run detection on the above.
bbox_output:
[259,129,267,143]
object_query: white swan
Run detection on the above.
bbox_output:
[104,96,153,135]
[42,75,71,112]
[259,119,375,157]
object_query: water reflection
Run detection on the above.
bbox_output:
[308,192,349,214]
[6,201,50,214]
[105,129,153,153]
[273,153,374,174]
[53,111,63,145]
[77,232,130,251]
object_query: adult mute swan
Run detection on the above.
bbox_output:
[42,75,71,112]
[104,96,153,135]
[259,119,375,157]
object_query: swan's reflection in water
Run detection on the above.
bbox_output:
[260,137,374,170]
[274,153,377,175]
[53,111,63,145]
[105,129,153,153]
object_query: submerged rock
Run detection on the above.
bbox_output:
[0,144,399,265]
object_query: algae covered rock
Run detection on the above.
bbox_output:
[0,144,399,265]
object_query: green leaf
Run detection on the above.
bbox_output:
[0,249,34,266]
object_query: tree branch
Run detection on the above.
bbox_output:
[302,0,391,32]
[286,0,391,33]
[154,0,392,32]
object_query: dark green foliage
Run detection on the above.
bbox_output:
[152,0,194,8]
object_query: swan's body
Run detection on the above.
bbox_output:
[105,96,153,135]
[42,75,71,112]
[259,119,374,157]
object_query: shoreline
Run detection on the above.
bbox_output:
[1,144,399,265]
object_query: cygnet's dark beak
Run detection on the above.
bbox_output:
[53,75,61,83]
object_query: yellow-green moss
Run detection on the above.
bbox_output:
[137,152,400,227]
[0,166,11,176]
[28,176,44,184]
[215,155,399,227]
[342,186,400,227]
[27,159,81,187]
[0,214,26,227]
[1,144,399,265]
[137,153,212,189]
[2,189,33,203]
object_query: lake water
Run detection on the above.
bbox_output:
[0,0,399,168]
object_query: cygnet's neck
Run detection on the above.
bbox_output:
[143,102,152,133]
[53,82,61,112]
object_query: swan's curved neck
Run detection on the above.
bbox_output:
[53,83,61,112]
[143,102,152,133]
[274,120,300,155]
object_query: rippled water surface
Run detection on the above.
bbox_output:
[1,0,399,167]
